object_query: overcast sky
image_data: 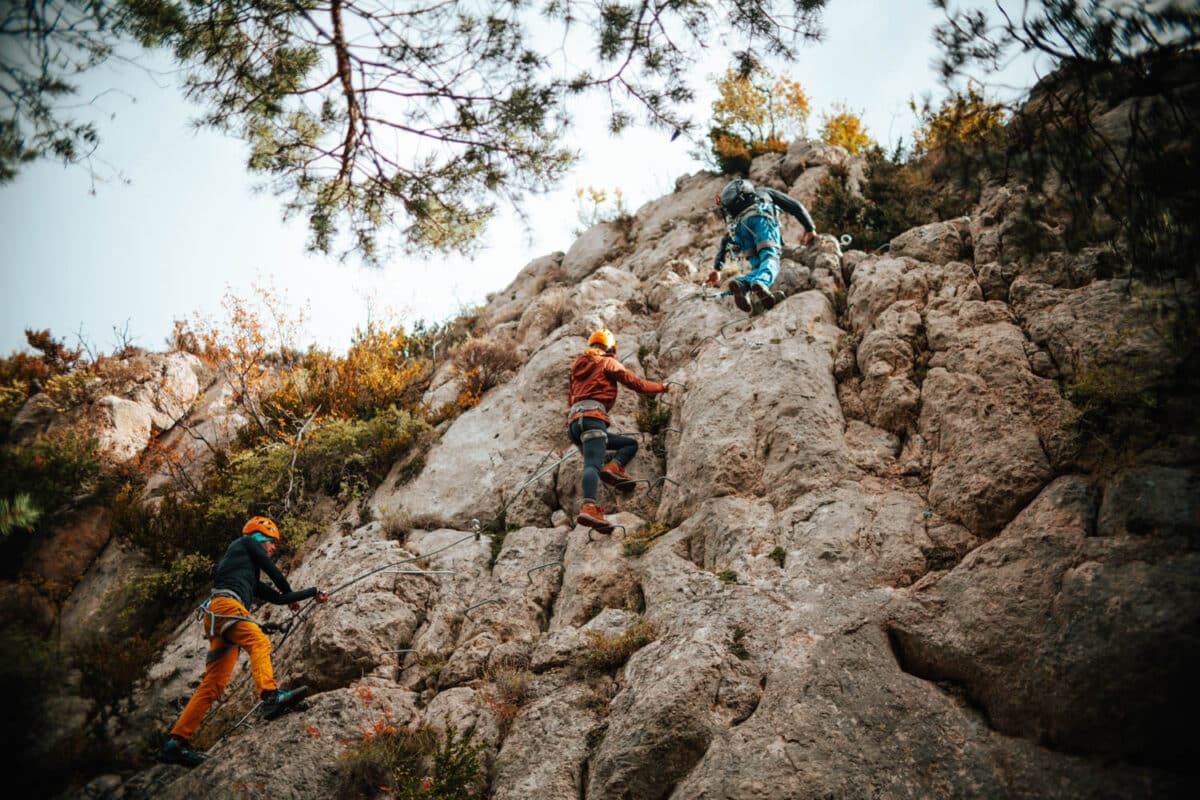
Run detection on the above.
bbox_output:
[0,1,1038,356]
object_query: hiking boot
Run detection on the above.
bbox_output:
[261,686,309,720]
[576,502,615,534]
[157,737,207,768]
[727,279,751,313]
[600,462,636,493]
[750,283,786,310]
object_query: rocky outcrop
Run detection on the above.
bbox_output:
[57,139,1196,799]
[9,351,207,463]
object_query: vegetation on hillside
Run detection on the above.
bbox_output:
[0,290,502,791]
[707,63,811,174]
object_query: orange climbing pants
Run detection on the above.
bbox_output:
[170,596,277,741]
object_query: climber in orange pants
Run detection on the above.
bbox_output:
[158,516,327,768]
[568,329,669,532]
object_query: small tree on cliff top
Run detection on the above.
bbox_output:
[708,64,811,174]
[819,102,872,154]
[910,84,1007,158]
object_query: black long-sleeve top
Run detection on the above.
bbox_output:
[212,536,318,608]
[714,187,816,269]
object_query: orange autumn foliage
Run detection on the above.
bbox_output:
[708,65,810,173]
[819,103,872,154]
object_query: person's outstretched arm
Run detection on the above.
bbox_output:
[764,188,816,240]
[605,358,668,395]
[255,581,319,606]
[713,232,733,269]
[708,233,733,285]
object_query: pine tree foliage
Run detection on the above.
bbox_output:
[5,0,829,261]
[0,1,120,182]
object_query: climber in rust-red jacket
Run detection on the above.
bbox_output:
[567,328,668,532]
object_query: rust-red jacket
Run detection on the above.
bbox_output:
[567,346,666,424]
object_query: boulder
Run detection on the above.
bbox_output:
[888,476,1200,767]
[561,221,628,283]
[888,218,969,265]
[780,139,851,183]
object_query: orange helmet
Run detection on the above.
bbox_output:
[588,328,616,354]
[242,516,281,542]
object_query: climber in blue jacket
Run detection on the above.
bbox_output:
[707,178,817,312]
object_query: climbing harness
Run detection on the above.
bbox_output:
[567,398,608,420]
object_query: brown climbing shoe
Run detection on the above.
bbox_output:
[576,502,614,534]
[727,279,751,312]
[600,462,636,493]
[750,282,785,310]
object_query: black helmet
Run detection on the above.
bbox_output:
[717,178,757,216]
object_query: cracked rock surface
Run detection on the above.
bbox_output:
[52,140,1195,799]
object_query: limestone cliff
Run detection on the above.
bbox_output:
[14,135,1198,799]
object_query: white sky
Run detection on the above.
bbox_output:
[0,1,1039,355]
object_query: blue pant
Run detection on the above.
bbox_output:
[733,247,781,289]
[729,214,782,289]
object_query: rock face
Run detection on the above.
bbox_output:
[58,140,1195,799]
[10,350,206,462]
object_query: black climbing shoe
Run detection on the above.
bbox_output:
[727,279,751,313]
[157,737,207,768]
[261,686,309,720]
[751,283,785,310]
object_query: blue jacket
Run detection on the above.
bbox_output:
[714,187,815,269]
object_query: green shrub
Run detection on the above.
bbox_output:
[70,632,157,724]
[278,512,322,553]
[622,522,670,557]
[635,394,670,435]
[578,617,657,672]
[0,493,41,536]
[120,553,213,635]
[213,406,431,519]
[717,569,738,585]
[622,538,649,557]
[111,483,233,568]
[729,626,750,660]
[301,407,431,498]
[0,426,102,523]
[1062,357,1160,449]
[0,380,30,437]
[43,368,97,411]
[336,725,484,800]
[813,145,939,252]
[768,546,785,568]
